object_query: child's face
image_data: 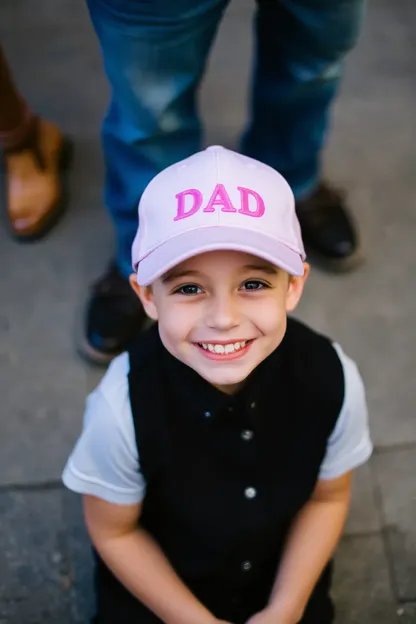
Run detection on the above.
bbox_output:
[131,250,309,394]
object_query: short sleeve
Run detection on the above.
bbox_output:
[62,353,146,504]
[318,344,373,480]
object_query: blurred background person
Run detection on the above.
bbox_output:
[0,44,72,241]
[79,0,365,366]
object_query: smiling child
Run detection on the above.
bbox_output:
[63,146,372,624]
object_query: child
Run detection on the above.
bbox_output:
[63,146,372,624]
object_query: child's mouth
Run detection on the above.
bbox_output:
[194,339,254,360]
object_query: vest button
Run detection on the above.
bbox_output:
[244,487,257,499]
[250,401,256,409]
[241,429,253,441]
[204,411,211,418]
[242,561,252,571]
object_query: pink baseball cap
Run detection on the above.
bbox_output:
[132,146,306,286]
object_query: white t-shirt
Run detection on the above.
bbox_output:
[62,344,373,505]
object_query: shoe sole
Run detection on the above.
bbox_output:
[74,304,154,367]
[305,245,365,274]
[74,304,124,367]
[3,137,74,243]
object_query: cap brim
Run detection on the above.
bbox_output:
[136,226,304,286]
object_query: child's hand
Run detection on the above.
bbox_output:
[245,606,296,624]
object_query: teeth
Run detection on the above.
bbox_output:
[199,340,248,354]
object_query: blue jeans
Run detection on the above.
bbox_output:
[86,0,365,278]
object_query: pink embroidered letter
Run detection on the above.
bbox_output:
[203,184,236,213]
[237,187,265,218]
[174,189,203,221]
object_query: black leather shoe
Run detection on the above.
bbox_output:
[296,182,363,272]
[78,263,148,365]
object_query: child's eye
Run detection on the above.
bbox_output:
[174,284,203,296]
[241,280,269,291]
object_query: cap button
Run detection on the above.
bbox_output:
[205,145,224,152]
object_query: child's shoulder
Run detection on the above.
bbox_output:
[95,351,131,413]
[286,316,339,360]
[285,317,350,399]
[286,316,333,346]
[98,324,162,405]
[128,323,163,367]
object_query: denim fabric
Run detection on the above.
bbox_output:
[86,0,365,278]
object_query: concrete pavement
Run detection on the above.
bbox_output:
[1,1,415,621]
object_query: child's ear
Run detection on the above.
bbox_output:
[128,274,158,321]
[285,262,310,312]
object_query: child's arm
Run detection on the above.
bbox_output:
[246,471,351,624]
[84,495,230,624]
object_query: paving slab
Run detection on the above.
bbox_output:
[344,462,382,536]
[333,534,398,624]
[0,12,111,485]
[0,16,107,138]
[373,449,416,602]
[319,303,416,449]
[1,0,416,621]
[0,0,91,26]
[0,488,94,624]
[0,189,95,485]
[295,0,416,448]
[0,228,87,485]
[0,489,75,623]
[61,490,95,623]
[397,603,416,623]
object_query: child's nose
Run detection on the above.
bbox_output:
[205,294,240,331]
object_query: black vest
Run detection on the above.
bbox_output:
[94,318,344,624]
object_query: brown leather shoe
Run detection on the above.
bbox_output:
[3,118,72,241]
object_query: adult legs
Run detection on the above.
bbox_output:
[81,0,229,363]
[243,0,366,269]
